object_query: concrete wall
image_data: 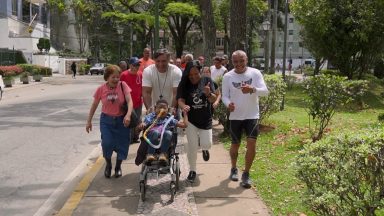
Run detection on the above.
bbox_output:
[57,58,87,75]
[32,54,59,72]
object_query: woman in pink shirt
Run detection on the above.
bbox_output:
[86,65,133,178]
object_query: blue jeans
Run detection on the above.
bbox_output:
[147,129,172,154]
[100,113,131,160]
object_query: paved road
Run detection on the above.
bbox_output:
[0,75,104,216]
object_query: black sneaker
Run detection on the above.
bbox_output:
[229,167,238,181]
[202,150,210,161]
[187,171,196,183]
[240,172,252,189]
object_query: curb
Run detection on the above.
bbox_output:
[55,155,105,216]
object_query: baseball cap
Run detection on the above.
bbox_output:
[129,57,140,66]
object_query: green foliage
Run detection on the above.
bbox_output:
[164,2,200,17]
[259,74,287,124]
[304,75,349,141]
[296,125,384,216]
[213,76,230,133]
[374,59,384,79]
[79,64,91,75]
[378,113,384,122]
[320,69,343,77]
[343,80,369,108]
[17,64,52,76]
[292,0,384,79]
[37,38,51,53]
[20,71,30,78]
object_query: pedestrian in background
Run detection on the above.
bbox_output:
[139,48,155,72]
[86,65,133,178]
[221,50,269,188]
[71,62,77,79]
[210,56,228,83]
[120,57,143,143]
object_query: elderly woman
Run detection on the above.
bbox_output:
[177,60,217,183]
[86,65,133,178]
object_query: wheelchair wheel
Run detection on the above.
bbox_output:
[170,182,176,202]
[140,181,146,202]
[175,160,180,190]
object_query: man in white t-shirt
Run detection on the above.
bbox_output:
[221,50,269,189]
[142,49,182,112]
[210,56,228,82]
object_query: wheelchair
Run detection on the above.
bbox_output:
[137,114,181,202]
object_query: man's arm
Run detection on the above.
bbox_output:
[142,86,152,110]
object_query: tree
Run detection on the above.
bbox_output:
[164,1,200,57]
[229,0,247,54]
[198,0,216,66]
[37,38,51,53]
[71,0,92,53]
[292,0,384,79]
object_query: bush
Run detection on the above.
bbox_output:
[0,65,23,76]
[39,66,52,76]
[17,64,52,76]
[259,74,287,124]
[79,64,91,75]
[320,69,343,77]
[343,80,369,108]
[213,76,230,134]
[378,113,384,122]
[303,67,315,76]
[304,75,349,141]
[296,125,384,216]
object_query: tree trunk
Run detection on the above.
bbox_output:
[198,0,216,66]
[270,0,278,73]
[229,0,247,55]
[314,58,321,75]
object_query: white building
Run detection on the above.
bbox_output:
[0,0,50,63]
[256,13,313,69]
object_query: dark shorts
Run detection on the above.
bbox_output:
[229,119,259,144]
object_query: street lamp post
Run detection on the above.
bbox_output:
[262,20,271,73]
[117,26,124,61]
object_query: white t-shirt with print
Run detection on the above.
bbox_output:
[142,64,182,106]
[221,67,269,120]
[210,65,227,82]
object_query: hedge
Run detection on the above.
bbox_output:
[18,64,52,76]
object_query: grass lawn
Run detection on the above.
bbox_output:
[220,80,384,215]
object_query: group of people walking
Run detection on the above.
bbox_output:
[86,48,268,188]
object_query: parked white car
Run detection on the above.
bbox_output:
[89,63,106,75]
[0,75,4,100]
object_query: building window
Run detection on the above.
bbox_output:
[289,18,294,23]
[289,30,294,35]
[22,0,30,22]
[216,38,224,47]
[12,0,18,16]
[41,4,48,25]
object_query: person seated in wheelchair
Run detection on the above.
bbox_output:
[139,99,188,166]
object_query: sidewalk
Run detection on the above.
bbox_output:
[3,73,66,92]
[60,123,271,216]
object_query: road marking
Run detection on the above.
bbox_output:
[33,146,102,216]
[47,108,72,116]
[55,153,104,216]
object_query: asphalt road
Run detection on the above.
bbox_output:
[0,75,105,216]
